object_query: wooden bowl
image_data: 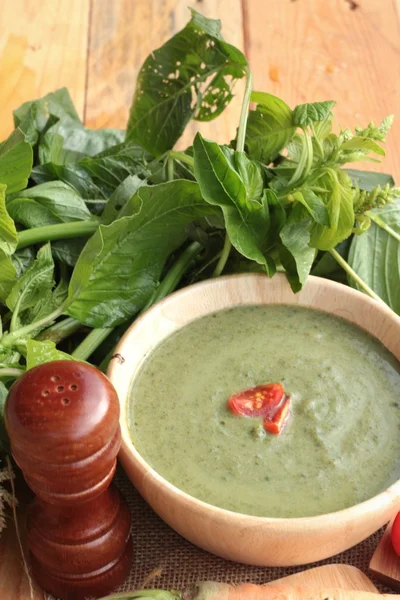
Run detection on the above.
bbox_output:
[108,273,400,566]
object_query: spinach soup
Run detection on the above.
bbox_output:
[128,305,400,518]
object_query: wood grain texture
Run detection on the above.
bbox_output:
[370,520,400,591]
[109,273,400,567]
[0,0,90,140]
[243,0,400,181]
[272,564,379,593]
[85,0,245,147]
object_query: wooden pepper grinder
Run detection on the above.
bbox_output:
[5,360,133,600]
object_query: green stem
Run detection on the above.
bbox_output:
[0,367,24,378]
[310,122,324,158]
[167,156,174,181]
[71,327,114,362]
[236,66,253,153]
[17,220,99,250]
[367,211,400,243]
[212,234,232,277]
[1,301,68,348]
[37,317,82,344]
[329,249,386,304]
[141,241,202,311]
[168,151,194,168]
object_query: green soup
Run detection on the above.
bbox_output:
[128,305,400,518]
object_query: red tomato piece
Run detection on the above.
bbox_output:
[391,511,400,556]
[264,396,291,435]
[228,382,285,418]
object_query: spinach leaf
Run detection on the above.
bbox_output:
[6,243,54,314]
[39,116,125,165]
[346,169,395,191]
[66,180,215,327]
[0,184,17,255]
[193,134,274,274]
[0,129,33,194]
[26,339,73,369]
[13,88,81,145]
[309,168,354,250]
[245,92,295,163]
[31,141,153,199]
[101,175,145,225]
[279,219,316,292]
[348,202,400,314]
[293,101,336,127]
[7,181,91,228]
[0,251,17,304]
[127,9,247,156]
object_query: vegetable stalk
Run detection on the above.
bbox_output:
[17,220,99,250]
[329,249,387,304]
[71,327,114,362]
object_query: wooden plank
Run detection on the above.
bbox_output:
[243,0,400,181]
[0,0,90,141]
[85,0,245,147]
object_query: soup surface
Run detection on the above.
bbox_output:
[128,305,400,517]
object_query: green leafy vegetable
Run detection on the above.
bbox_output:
[127,9,247,155]
[293,101,336,126]
[193,133,274,274]
[0,129,33,194]
[66,180,216,327]
[26,339,74,369]
[348,202,400,314]
[245,92,295,162]
[0,185,18,255]
[0,251,17,303]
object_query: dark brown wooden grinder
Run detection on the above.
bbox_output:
[5,360,133,600]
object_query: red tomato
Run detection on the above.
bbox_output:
[228,382,285,419]
[264,396,291,435]
[391,511,400,556]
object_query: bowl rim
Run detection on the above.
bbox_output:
[109,273,400,525]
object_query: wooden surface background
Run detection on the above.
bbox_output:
[0,0,399,180]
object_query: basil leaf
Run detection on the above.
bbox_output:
[13,87,81,145]
[346,169,395,191]
[293,101,336,127]
[127,9,247,155]
[66,180,215,327]
[0,184,17,255]
[340,136,385,157]
[101,175,145,225]
[0,129,33,194]
[293,189,330,226]
[26,339,73,370]
[7,181,91,227]
[31,141,152,199]
[310,168,354,250]
[0,250,17,304]
[39,116,125,165]
[245,92,295,163]
[279,219,316,292]
[348,202,400,314]
[193,134,274,274]
[6,243,54,313]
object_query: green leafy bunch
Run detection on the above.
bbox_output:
[0,9,399,453]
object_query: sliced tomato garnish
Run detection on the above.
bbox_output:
[264,396,291,435]
[228,382,286,418]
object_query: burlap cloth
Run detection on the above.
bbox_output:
[107,469,393,595]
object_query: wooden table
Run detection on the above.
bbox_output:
[0,0,399,180]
